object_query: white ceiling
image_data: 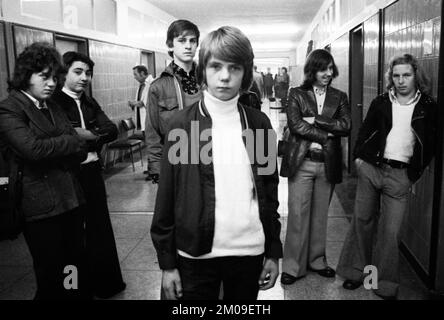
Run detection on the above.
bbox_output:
[145,0,325,61]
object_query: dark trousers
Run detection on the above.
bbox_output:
[23,209,85,300]
[79,161,125,298]
[177,255,264,300]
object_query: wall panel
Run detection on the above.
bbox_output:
[362,13,380,118]
[330,32,350,168]
[88,40,140,122]
[13,25,53,56]
[0,23,9,100]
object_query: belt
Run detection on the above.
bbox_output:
[305,149,324,162]
[382,158,409,169]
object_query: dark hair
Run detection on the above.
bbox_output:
[281,67,288,73]
[62,51,95,74]
[197,26,254,92]
[8,42,65,91]
[385,53,431,95]
[166,19,200,58]
[133,65,148,75]
[301,49,338,88]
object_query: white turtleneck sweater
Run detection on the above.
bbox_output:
[178,91,265,259]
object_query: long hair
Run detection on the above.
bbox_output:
[385,54,431,95]
[197,26,254,92]
[8,42,65,91]
[301,49,338,88]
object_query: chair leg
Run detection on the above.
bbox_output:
[139,145,144,167]
[103,148,108,169]
[113,150,117,166]
[129,147,135,172]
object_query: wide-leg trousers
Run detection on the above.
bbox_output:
[336,159,411,297]
[283,160,334,277]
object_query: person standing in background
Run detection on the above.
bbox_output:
[280,49,351,285]
[51,51,126,299]
[130,64,154,178]
[129,64,153,134]
[337,54,437,300]
[253,65,264,100]
[264,68,274,99]
[145,19,201,183]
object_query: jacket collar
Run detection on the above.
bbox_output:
[302,85,340,117]
[10,90,56,135]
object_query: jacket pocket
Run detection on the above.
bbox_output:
[21,179,55,217]
[158,97,179,111]
[158,97,179,133]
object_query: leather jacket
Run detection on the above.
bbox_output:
[280,85,351,184]
[354,92,438,183]
[145,62,202,175]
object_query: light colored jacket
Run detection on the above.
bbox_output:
[134,75,153,131]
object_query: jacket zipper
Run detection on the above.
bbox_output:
[363,130,378,145]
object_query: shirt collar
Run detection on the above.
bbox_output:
[313,85,327,96]
[389,88,421,105]
[21,90,46,109]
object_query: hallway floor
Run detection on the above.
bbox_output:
[0,98,431,300]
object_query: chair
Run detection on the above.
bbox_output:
[122,118,145,142]
[104,119,144,172]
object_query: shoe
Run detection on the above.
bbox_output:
[145,175,152,181]
[143,170,149,174]
[308,266,336,278]
[280,272,305,285]
[342,279,363,290]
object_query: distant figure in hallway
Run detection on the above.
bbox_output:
[337,54,438,300]
[253,65,264,100]
[145,19,201,183]
[130,64,153,178]
[51,51,126,299]
[264,68,274,99]
[151,26,282,300]
[0,43,88,299]
[274,67,290,107]
[129,64,153,134]
[280,49,351,285]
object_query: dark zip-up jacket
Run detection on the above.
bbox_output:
[50,90,118,154]
[145,62,202,176]
[150,101,282,270]
[354,92,438,183]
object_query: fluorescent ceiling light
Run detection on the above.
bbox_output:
[252,41,296,51]
[239,24,300,36]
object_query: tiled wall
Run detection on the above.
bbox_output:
[330,32,350,168]
[383,0,442,273]
[155,51,172,79]
[0,23,9,100]
[363,13,380,118]
[88,40,140,122]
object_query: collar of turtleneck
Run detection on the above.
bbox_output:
[203,90,239,118]
[62,87,83,100]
